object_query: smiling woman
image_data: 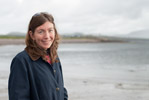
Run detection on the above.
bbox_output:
[29,21,55,50]
[8,12,68,100]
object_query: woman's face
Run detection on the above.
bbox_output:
[30,21,55,50]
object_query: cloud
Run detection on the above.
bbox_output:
[0,0,149,35]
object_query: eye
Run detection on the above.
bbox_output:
[49,29,54,33]
[38,30,44,34]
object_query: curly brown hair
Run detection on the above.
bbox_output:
[25,12,60,64]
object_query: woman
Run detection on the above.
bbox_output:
[8,12,68,100]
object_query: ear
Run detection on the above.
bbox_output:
[29,31,34,40]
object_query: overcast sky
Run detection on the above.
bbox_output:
[0,0,149,35]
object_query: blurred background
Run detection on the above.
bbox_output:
[0,0,149,100]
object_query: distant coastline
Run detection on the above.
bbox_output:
[0,37,126,46]
[0,35,148,46]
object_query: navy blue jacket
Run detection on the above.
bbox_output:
[8,50,68,100]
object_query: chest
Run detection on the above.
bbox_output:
[28,60,63,89]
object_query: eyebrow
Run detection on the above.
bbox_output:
[37,27,54,31]
[48,27,54,29]
[38,26,54,29]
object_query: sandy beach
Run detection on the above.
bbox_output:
[1,71,149,100]
[1,66,149,100]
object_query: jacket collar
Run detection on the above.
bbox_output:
[25,46,48,61]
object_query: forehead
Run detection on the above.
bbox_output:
[36,21,54,30]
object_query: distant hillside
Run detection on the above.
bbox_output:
[7,32,26,36]
[125,29,149,39]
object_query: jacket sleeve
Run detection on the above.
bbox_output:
[8,57,30,100]
[64,87,68,100]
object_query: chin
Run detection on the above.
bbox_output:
[40,43,52,50]
[43,46,51,50]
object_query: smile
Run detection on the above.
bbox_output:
[42,40,52,42]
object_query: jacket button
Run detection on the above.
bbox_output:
[56,87,60,91]
[54,70,56,73]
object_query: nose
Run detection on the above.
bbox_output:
[44,31,50,39]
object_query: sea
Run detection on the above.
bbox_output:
[0,39,149,100]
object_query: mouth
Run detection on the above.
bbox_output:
[42,40,52,44]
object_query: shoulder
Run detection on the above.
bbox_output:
[14,50,31,61]
[11,50,31,67]
[56,56,60,62]
[10,50,31,72]
[55,56,62,66]
[15,50,29,58]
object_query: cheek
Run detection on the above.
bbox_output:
[34,35,42,43]
[36,38,41,43]
[35,39,41,45]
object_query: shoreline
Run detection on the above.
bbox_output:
[0,38,125,45]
